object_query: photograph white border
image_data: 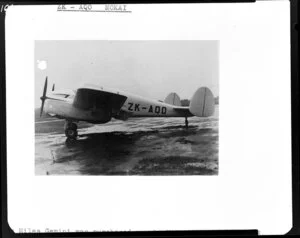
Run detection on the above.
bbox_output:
[6,1,291,235]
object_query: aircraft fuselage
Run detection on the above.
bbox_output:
[44,91,191,123]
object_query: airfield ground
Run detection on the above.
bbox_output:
[35,106,218,175]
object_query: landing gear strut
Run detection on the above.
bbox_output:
[185,117,189,129]
[64,121,78,139]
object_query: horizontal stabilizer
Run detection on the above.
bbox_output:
[189,87,215,117]
[173,106,193,117]
[164,92,181,106]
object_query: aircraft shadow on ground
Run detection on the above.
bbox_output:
[49,125,218,175]
[65,125,204,147]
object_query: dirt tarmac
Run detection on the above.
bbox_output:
[35,106,218,175]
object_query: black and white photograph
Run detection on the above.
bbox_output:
[5,2,293,235]
[35,40,219,175]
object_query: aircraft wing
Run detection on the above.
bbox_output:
[173,106,194,117]
[73,84,127,113]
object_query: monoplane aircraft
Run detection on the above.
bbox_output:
[39,77,215,139]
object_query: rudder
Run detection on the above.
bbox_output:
[164,92,181,106]
[189,87,215,117]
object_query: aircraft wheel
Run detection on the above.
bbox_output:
[64,121,77,130]
[71,123,77,130]
[65,127,78,139]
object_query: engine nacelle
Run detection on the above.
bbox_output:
[45,99,112,123]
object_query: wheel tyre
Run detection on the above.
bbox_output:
[65,128,77,139]
[70,123,77,130]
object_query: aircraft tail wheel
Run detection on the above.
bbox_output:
[185,117,189,128]
[65,127,78,139]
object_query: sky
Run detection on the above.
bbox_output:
[35,41,219,108]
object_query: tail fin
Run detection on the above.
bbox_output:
[164,92,181,106]
[189,87,215,117]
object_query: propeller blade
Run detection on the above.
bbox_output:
[40,100,45,117]
[40,77,48,117]
[52,83,55,91]
[43,77,48,98]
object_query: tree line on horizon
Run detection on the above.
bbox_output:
[181,96,219,106]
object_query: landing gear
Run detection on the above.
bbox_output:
[185,117,189,129]
[64,121,78,139]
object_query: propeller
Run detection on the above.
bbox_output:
[40,77,48,117]
[52,83,55,91]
